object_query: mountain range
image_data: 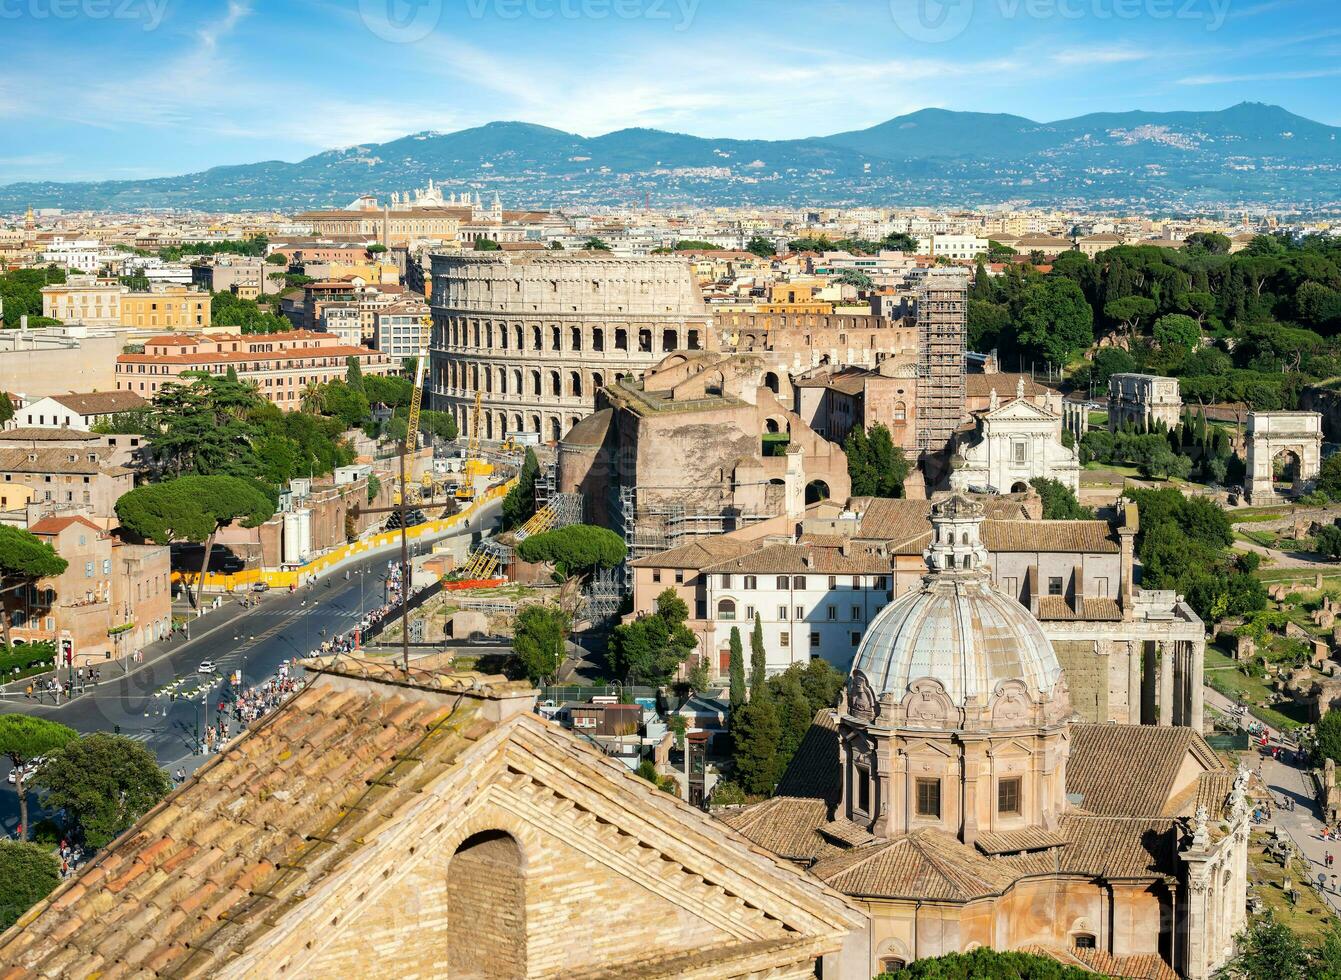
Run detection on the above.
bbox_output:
[3,102,1338,213]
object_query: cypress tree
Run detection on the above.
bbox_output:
[749,614,768,699]
[728,627,746,714]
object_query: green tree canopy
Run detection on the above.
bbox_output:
[0,526,68,648]
[846,424,911,497]
[516,524,627,578]
[581,238,612,252]
[728,627,746,714]
[746,236,776,258]
[876,947,1095,979]
[115,475,275,606]
[0,391,12,426]
[0,841,60,930]
[512,605,571,685]
[1154,313,1202,352]
[502,449,540,531]
[0,715,78,840]
[33,733,172,850]
[1016,277,1094,365]
[1029,477,1093,519]
[1219,919,1308,980]
[609,589,698,685]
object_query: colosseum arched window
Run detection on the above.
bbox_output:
[615,328,628,352]
[592,327,605,352]
[530,325,542,351]
[570,372,583,398]
[550,325,561,352]
[530,370,541,396]
[662,329,678,352]
[638,329,652,353]
[570,326,582,351]
[549,371,561,397]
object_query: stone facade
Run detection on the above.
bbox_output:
[428,252,716,444]
[950,386,1081,495]
[1245,410,1323,503]
[1108,374,1183,432]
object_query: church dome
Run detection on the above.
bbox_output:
[851,494,1063,708]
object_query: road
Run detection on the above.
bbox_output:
[1203,684,1341,915]
[0,498,501,836]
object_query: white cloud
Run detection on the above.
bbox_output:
[1179,66,1341,84]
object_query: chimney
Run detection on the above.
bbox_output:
[1118,502,1138,622]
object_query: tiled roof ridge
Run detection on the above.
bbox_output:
[167,690,477,976]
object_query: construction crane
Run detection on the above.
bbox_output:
[406,344,427,453]
[455,390,494,502]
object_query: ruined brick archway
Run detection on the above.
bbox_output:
[448,830,526,978]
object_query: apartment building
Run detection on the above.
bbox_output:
[0,442,134,521]
[2,515,171,665]
[113,330,395,408]
[41,277,211,330]
[6,390,147,431]
[372,301,430,359]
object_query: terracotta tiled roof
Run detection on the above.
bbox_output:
[629,535,757,570]
[0,428,102,443]
[48,391,148,416]
[1067,723,1224,817]
[974,828,1067,855]
[818,818,877,849]
[854,497,1032,548]
[1024,944,1179,980]
[810,830,1019,901]
[964,373,1051,399]
[0,446,130,476]
[4,658,865,976]
[28,515,102,535]
[1057,815,1179,879]
[886,520,1116,559]
[718,797,842,863]
[985,521,1119,554]
[0,665,518,976]
[701,542,891,576]
[1036,596,1123,622]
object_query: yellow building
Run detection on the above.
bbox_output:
[119,287,211,330]
[41,278,211,330]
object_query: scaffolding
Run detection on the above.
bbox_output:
[458,489,581,581]
[582,566,624,623]
[915,268,969,453]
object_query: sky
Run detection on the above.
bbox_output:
[0,0,1337,184]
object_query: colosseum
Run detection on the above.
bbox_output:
[427,251,717,443]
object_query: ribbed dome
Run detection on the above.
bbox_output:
[853,575,1063,707]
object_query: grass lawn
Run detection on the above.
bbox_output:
[1233,507,1296,523]
[1248,836,1337,942]
[1087,411,1108,428]
[1257,567,1341,585]
[1204,647,1309,731]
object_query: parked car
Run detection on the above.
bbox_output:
[197,661,218,674]
[7,757,43,784]
[250,581,270,593]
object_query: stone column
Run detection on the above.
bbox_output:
[1127,640,1142,725]
[1190,638,1205,732]
[1181,851,1215,979]
[1160,643,1175,727]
